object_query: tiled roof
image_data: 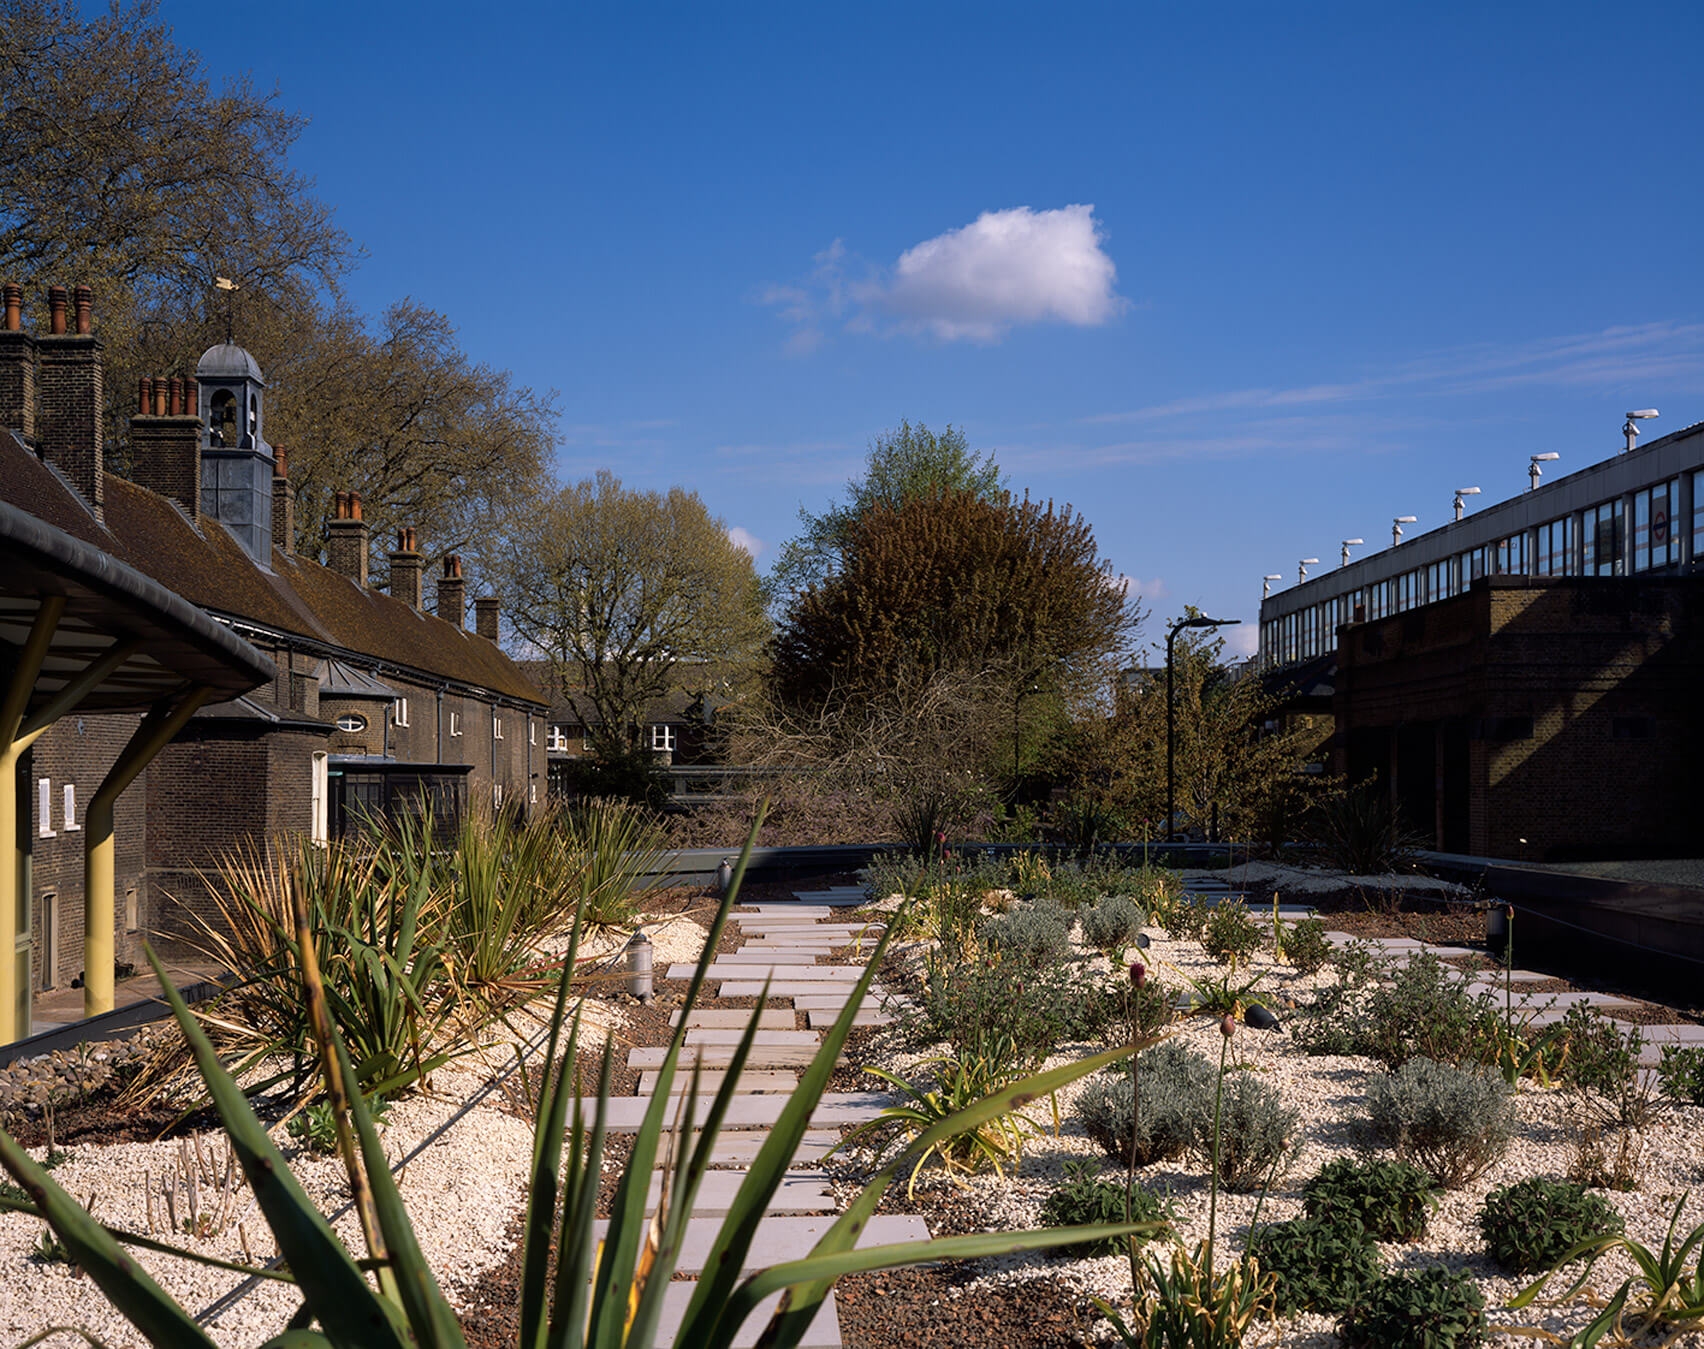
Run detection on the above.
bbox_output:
[0,431,544,707]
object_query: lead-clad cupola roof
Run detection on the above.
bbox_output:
[196,341,265,384]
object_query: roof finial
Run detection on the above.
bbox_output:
[214,276,240,344]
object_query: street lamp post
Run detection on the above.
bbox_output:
[1166,615,1241,843]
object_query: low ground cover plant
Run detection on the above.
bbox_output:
[919,948,1108,1066]
[1302,1156,1436,1242]
[1189,1069,1297,1192]
[1082,894,1146,955]
[1658,1044,1704,1105]
[1360,952,1496,1070]
[1555,1003,1659,1190]
[1041,1162,1169,1257]
[1282,915,1332,976]
[1078,1040,1215,1167]
[1338,1266,1486,1349]
[1201,900,1263,968]
[1477,1177,1623,1274]
[1246,1216,1383,1315]
[1367,1057,1513,1187]
[978,901,1074,967]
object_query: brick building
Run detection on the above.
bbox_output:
[0,286,546,1008]
[1259,412,1704,861]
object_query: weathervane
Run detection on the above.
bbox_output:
[215,276,240,344]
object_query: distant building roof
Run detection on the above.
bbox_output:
[315,658,399,699]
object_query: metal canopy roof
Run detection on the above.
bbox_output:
[0,497,274,712]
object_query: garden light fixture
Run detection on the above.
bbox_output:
[1166,614,1241,843]
[1529,452,1560,491]
[1453,487,1481,521]
[626,928,654,1002]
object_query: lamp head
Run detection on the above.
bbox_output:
[1456,487,1481,496]
[1394,516,1418,524]
[1532,453,1560,463]
[1342,538,1364,546]
[1262,574,1283,581]
[1627,409,1659,420]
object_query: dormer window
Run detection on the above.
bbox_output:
[335,713,367,733]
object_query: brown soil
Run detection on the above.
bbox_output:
[838,1268,1098,1348]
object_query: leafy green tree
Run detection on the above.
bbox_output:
[1049,616,1328,841]
[767,420,1003,605]
[497,470,771,753]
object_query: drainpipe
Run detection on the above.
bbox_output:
[435,686,444,763]
[83,687,213,1018]
[0,598,65,1043]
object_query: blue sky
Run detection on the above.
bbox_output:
[171,2,1702,659]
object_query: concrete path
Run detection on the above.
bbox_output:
[587,900,918,1346]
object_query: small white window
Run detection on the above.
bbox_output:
[37,778,55,838]
[449,711,462,737]
[62,783,79,832]
[493,714,504,740]
[649,725,676,753]
[310,752,329,846]
[529,781,538,804]
[528,720,536,746]
[547,725,569,752]
[393,697,410,727]
[125,886,139,932]
[493,782,504,806]
[335,713,367,733]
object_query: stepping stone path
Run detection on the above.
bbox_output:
[579,899,914,1347]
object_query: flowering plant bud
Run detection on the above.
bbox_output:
[1220,1012,1236,1039]
[1129,960,1147,988]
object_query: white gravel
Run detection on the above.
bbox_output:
[837,923,1704,1347]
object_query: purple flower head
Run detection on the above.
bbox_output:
[1128,960,1147,988]
[1220,1013,1236,1039]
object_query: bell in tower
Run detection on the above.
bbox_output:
[196,341,275,564]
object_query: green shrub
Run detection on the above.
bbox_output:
[1291,940,1389,1057]
[1302,1157,1436,1242]
[1189,1070,1297,1192]
[1095,977,1176,1053]
[1477,1177,1624,1274]
[1367,1058,1513,1188]
[1246,1216,1383,1315]
[1658,1045,1704,1106]
[1201,901,1263,967]
[1284,917,1332,976]
[1039,1162,1168,1256]
[920,952,1103,1065]
[1361,952,1496,1070]
[288,1096,390,1155]
[1310,779,1423,876]
[979,902,1073,968]
[1338,1266,1485,1349]
[1081,894,1146,955]
[1077,1040,1214,1166]
[1161,893,1212,942]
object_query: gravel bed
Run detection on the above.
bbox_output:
[835,924,1704,1347]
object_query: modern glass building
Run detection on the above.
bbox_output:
[1258,418,1704,673]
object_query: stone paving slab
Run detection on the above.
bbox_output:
[687,1029,823,1046]
[674,963,866,981]
[1464,970,1554,984]
[651,1285,840,1348]
[630,1045,821,1069]
[705,1129,842,1167]
[637,1069,801,1095]
[592,1214,929,1274]
[808,1009,893,1029]
[790,994,899,1012]
[1495,991,1639,1009]
[1635,1023,1704,1043]
[714,950,837,963]
[671,1009,797,1029]
[718,981,889,998]
[587,1091,891,1131]
[644,1170,835,1214]
[743,905,834,916]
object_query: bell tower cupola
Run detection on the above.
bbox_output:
[195,340,275,564]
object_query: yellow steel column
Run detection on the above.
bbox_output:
[83,686,213,1018]
[0,597,65,1044]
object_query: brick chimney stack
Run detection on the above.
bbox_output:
[37,285,104,517]
[474,594,501,644]
[0,283,35,440]
[326,489,370,585]
[129,372,203,518]
[271,444,295,556]
[388,527,423,609]
[436,554,466,628]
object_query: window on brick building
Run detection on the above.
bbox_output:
[36,778,54,838]
[393,697,410,727]
[529,720,536,746]
[310,752,329,846]
[650,725,676,753]
[493,715,504,740]
[493,782,504,806]
[335,713,367,733]
[41,892,57,989]
[125,887,139,933]
[62,783,79,832]
[530,781,538,804]
[449,711,462,737]
[547,725,569,752]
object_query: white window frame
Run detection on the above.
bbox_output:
[62,782,79,832]
[493,782,504,806]
[449,711,463,738]
[649,724,676,753]
[335,712,367,734]
[310,752,329,846]
[37,777,55,838]
[393,696,410,727]
[547,725,569,752]
[493,714,504,741]
[529,781,538,804]
[528,719,536,746]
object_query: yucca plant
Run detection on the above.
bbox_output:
[564,796,671,928]
[0,805,1160,1348]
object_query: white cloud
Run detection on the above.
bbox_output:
[1112,574,1167,602]
[757,206,1124,347]
[880,205,1124,341]
[726,526,763,559]
[1224,624,1260,659]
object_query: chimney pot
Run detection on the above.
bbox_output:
[3,284,20,332]
[185,382,197,417]
[38,283,102,515]
[349,490,363,521]
[388,525,424,609]
[153,378,168,417]
[73,285,92,335]
[326,486,371,585]
[138,377,152,414]
[436,553,467,627]
[47,286,67,335]
[168,375,183,417]
[271,445,295,556]
[334,490,348,520]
